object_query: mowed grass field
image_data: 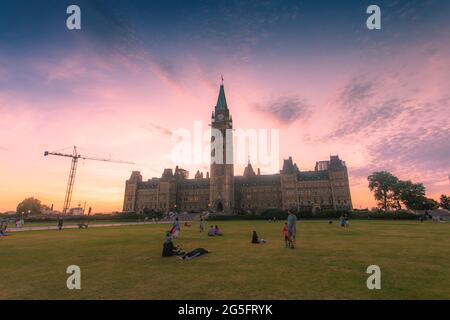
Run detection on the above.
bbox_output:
[8,220,135,228]
[1,220,449,300]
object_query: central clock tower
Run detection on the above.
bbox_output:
[210,82,234,212]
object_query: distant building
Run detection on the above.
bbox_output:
[123,84,352,213]
[41,208,59,215]
[2,211,17,216]
[68,207,84,216]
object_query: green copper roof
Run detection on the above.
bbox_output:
[216,84,228,110]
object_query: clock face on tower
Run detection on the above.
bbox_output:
[217,113,224,121]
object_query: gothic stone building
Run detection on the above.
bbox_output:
[123,84,352,213]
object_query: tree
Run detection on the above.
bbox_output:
[394,180,426,210]
[368,172,438,212]
[16,197,43,216]
[368,171,399,211]
[393,180,438,211]
[417,198,438,211]
[440,195,450,210]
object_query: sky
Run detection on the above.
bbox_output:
[0,0,449,213]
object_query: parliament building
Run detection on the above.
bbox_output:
[123,84,352,213]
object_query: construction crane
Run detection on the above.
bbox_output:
[44,146,134,214]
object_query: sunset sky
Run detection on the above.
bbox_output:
[1,0,449,213]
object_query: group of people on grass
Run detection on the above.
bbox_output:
[251,211,298,248]
[162,215,222,260]
[15,218,24,228]
[162,230,209,260]
[207,225,223,236]
[199,215,223,236]
[162,210,299,259]
[1,218,25,236]
[281,211,297,248]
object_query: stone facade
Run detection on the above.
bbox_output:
[123,84,352,213]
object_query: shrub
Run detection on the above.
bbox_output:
[208,209,417,221]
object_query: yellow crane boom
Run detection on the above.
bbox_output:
[44,146,134,214]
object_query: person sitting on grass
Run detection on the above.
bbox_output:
[162,231,184,257]
[214,225,223,236]
[178,248,209,260]
[251,230,267,244]
[207,225,216,236]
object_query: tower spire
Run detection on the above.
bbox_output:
[215,81,228,111]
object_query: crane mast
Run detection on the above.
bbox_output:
[64,149,79,214]
[44,146,133,215]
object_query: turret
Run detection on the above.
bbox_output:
[243,160,256,178]
[128,171,143,183]
[123,171,142,212]
[195,170,204,179]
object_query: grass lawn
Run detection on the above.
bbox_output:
[10,220,139,228]
[1,220,449,300]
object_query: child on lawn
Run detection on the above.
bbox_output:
[282,222,291,248]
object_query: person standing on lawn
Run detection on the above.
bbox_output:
[57,216,64,230]
[287,210,297,249]
[171,217,180,238]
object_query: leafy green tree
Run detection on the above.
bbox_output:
[418,198,438,211]
[369,172,438,212]
[439,195,450,210]
[394,180,426,210]
[368,171,399,211]
[16,197,43,216]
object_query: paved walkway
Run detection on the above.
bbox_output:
[6,221,172,233]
